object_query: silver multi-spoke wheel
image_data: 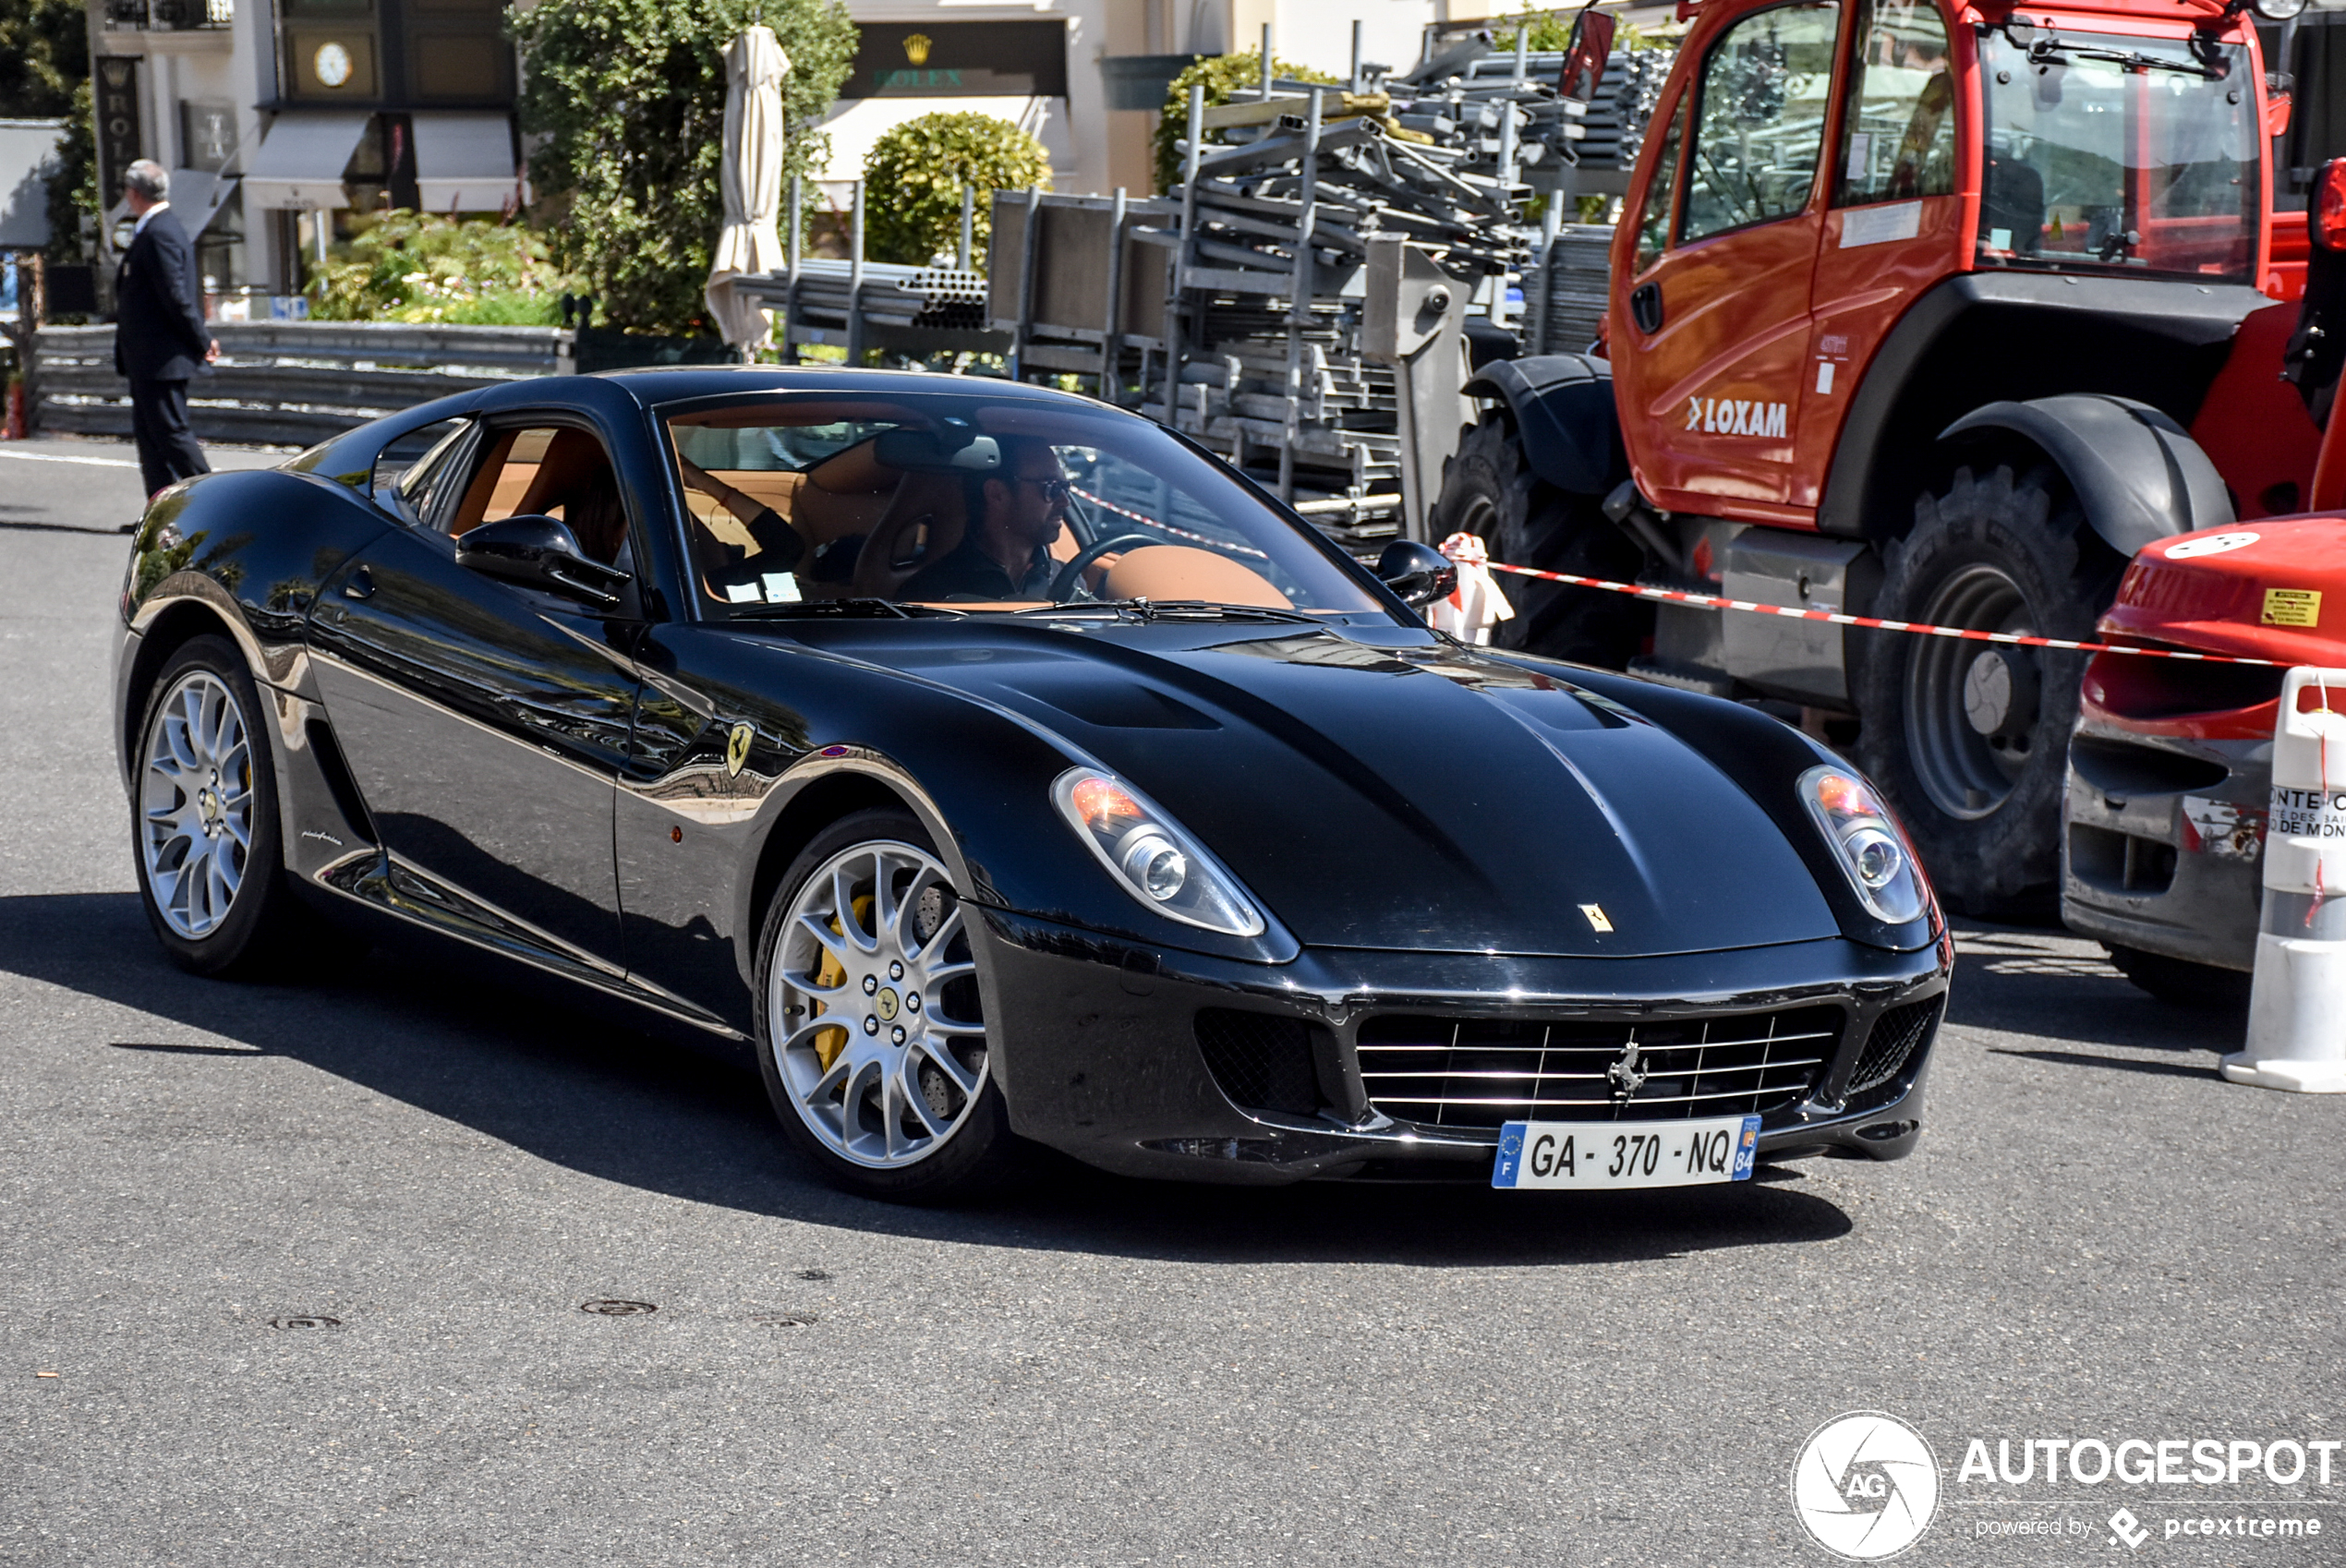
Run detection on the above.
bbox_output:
[767,838,988,1170]
[139,669,254,939]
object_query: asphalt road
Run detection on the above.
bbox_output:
[3,437,2339,1567]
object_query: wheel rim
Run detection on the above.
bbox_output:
[767,839,988,1170]
[139,669,254,939]
[1904,563,2041,821]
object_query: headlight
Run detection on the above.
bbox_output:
[1051,768,1266,936]
[2255,0,2306,21]
[1797,765,1929,926]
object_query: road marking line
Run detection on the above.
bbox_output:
[0,449,140,469]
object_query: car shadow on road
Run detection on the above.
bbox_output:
[0,891,1856,1267]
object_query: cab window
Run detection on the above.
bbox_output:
[1678,2,1843,245]
[1633,93,1690,274]
[1835,0,1955,206]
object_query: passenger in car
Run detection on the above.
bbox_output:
[677,455,809,579]
[898,436,1069,601]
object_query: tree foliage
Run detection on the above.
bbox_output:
[863,112,1048,267]
[1152,52,1339,196]
[0,0,85,118]
[42,79,97,270]
[512,0,857,336]
[307,211,577,323]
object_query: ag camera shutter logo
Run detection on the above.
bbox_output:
[1792,1412,1941,1560]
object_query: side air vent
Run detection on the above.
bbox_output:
[1194,1009,1324,1116]
[1844,997,1943,1110]
[304,719,378,843]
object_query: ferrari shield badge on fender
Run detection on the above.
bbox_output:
[725,722,754,778]
[1579,902,1614,933]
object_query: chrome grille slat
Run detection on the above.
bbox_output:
[1355,1006,1844,1129]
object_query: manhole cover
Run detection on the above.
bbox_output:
[752,1311,818,1328]
[796,1269,832,1282]
[268,1316,341,1331]
[580,1299,657,1316]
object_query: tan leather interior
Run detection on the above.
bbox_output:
[851,472,971,599]
[1101,545,1293,607]
[451,427,622,538]
[516,429,615,519]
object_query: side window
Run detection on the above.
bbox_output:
[375,417,472,526]
[1835,0,1955,206]
[447,424,631,567]
[1633,92,1690,274]
[1679,2,1843,246]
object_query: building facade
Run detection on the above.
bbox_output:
[80,0,523,296]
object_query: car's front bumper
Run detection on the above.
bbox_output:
[973,909,1953,1185]
[2062,718,2266,972]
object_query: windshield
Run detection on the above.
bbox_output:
[659,393,1385,621]
[1976,28,2258,281]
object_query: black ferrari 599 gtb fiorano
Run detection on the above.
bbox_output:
[113,368,1951,1200]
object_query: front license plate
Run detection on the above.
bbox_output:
[1491,1115,1761,1190]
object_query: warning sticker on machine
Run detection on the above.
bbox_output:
[2263,587,2323,627]
[2183,796,2267,860]
[2267,785,2346,838]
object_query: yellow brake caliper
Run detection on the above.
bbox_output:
[809,894,875,1073]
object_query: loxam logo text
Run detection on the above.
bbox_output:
[1686,396,1788,439]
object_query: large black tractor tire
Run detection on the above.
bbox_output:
[1854,463,2126,920]
[1430,416,1649,667]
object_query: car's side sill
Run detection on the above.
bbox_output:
[308,850,750,1043]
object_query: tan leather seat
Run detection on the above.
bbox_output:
[853,472,971,599]
[1101,545,1293,608]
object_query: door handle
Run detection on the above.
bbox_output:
[344,566,375,601]
[1629,282,1664,335]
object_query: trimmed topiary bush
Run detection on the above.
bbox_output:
[863,111,1050,267]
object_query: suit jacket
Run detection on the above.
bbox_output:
[113,207,212,382]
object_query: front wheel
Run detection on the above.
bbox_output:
[752,809,1021,1201]
[132,633,309,975]
[1854,463,2123,918]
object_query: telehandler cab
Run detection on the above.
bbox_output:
[1437,0,2319,914]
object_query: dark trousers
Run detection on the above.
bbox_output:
[127,377,210,499]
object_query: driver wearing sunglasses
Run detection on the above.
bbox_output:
[900,434,1072,602]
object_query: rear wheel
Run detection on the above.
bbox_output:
[1854,463,2123,918]
[1430,416,1649,666]
[132,634,308,975]
[752,809,1021,1201]
[2105,945,2253,1009]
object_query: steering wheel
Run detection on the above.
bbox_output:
[1048,532,1157,601]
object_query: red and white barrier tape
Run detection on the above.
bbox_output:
[1474,558,2287,668]
[1070,486,1273,561]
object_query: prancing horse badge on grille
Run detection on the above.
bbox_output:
[1608,1039,1648,1099]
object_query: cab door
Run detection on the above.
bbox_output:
[1800,0,1966,511]
[1610,0,1845,513]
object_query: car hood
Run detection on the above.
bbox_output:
[877,621,1840,959]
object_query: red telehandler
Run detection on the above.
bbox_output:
[1434,0,2322,914]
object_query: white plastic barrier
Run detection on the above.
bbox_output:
[2226,666,2346,1093]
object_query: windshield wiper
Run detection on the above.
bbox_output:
[1010,597,1325,625]
[726,597,965,621]
[2023,33,2225,80]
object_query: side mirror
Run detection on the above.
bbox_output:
[1559,5,1616,103]
[456,514,630,611]
[1376,538,1457,609]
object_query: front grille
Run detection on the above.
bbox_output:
[1845,997,1942,1108]
[1195,1009,1324,1116]
[1355,1006,1843,1129]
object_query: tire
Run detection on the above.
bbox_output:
[1854,463,2125,919]
[131,633,309,976]
[1430,416,1650,667]
[751,808,1022,1201]
[2104,945,2253,1009]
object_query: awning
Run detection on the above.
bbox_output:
[239,113,369,210]
[413,113,524,214]
[165,169,239,236]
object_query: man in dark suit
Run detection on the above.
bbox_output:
[114,160,219,501]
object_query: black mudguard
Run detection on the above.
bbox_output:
[1939,393,2231,558]
[1460,353,1623,496]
